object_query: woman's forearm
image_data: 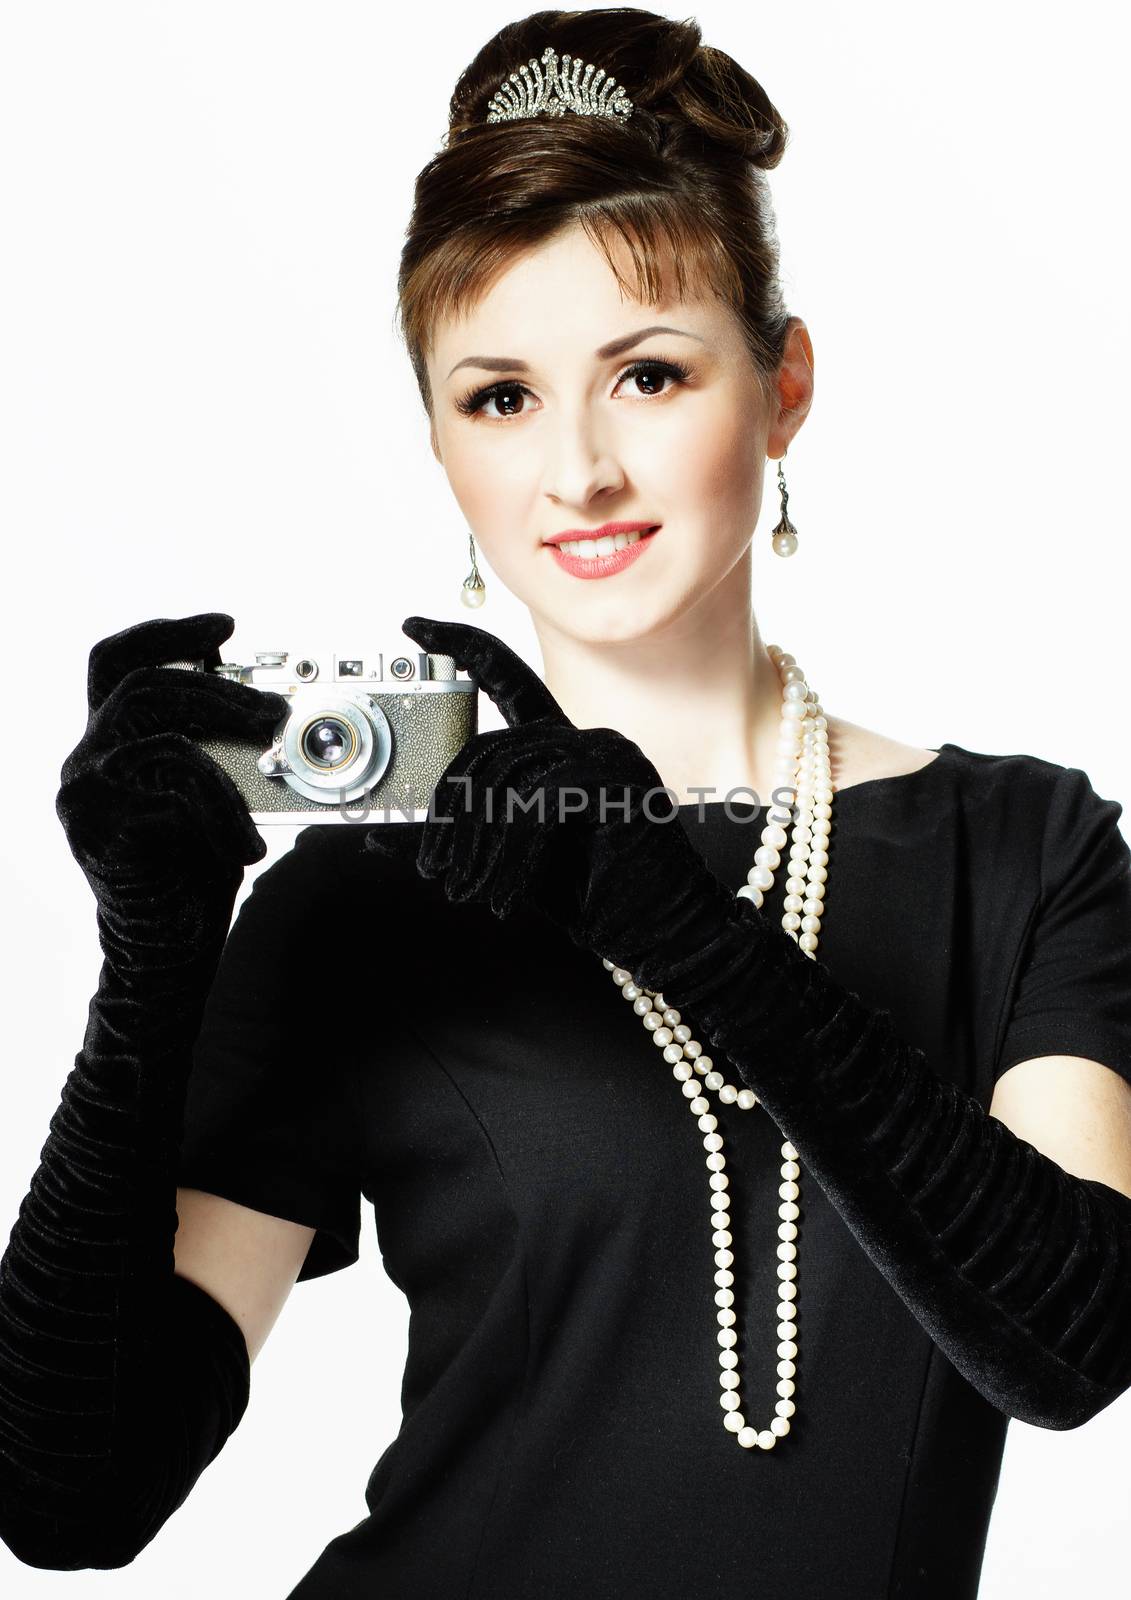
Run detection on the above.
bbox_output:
[631,893,1131,1431]
[0,959,250,1570]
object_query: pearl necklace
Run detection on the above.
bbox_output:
[601,645,831,1451]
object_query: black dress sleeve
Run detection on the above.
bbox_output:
[994,764,1131,1085]
[175,825,364,1282]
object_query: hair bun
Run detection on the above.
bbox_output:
[632,36,788,171]
[446,13,786,171]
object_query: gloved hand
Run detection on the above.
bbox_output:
[369,614,1131,1434]
[55,612,288,993]
[364,614,766,997]
[0,613,288,1569]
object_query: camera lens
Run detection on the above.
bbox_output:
[279,691,391,803]
[301,716,353,768]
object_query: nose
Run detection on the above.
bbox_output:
[541,406,626,509]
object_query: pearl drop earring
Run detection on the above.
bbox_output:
[460,530,487,609]
[771,454,799,558]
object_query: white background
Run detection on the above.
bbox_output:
[1,2,1128,1593]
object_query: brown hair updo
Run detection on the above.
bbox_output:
[396,7,793,421]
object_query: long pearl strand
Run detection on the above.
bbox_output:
[601,646,833,1450]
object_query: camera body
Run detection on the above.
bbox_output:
[161,644,477,824]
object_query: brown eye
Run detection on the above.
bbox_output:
[455,380,534,419]
[487,384,529,418]
[616,359,692,398]
[624,368,666,396]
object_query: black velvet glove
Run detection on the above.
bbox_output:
[369,615,1131,1432]
[366,615,736,956]
[0,613,289,1569]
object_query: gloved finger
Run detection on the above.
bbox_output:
[95,665,288,751]
[399,614,570,730]
[439,742,573,904]
[485,807,563,921]
[99,729,268,868]
[86,613,238,714]
[416,726,531,879]
[363,819,425,864]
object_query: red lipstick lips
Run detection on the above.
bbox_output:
[542,520,659,547]
[544,522,661,581]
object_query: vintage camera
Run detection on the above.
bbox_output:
[160,642,477,824]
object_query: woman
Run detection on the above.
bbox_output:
[2,9,1131,1597]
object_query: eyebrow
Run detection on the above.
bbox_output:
[445,325,707,381]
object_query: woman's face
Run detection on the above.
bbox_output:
[425,222,798,646]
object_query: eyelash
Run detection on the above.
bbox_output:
[454,358,693,420]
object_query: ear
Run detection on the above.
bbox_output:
[766,316,815,460]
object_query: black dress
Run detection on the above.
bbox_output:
[175,740,1131,1599]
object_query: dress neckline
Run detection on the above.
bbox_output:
[676,742,955,811]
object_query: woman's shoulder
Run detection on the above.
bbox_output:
[826,715,941,791]
[828,713,1120,814]
[931,740,1123,824]
[827,718,1128,898]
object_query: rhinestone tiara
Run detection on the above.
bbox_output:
[485,45,634,124]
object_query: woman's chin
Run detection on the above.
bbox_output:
[534,591,694,648]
